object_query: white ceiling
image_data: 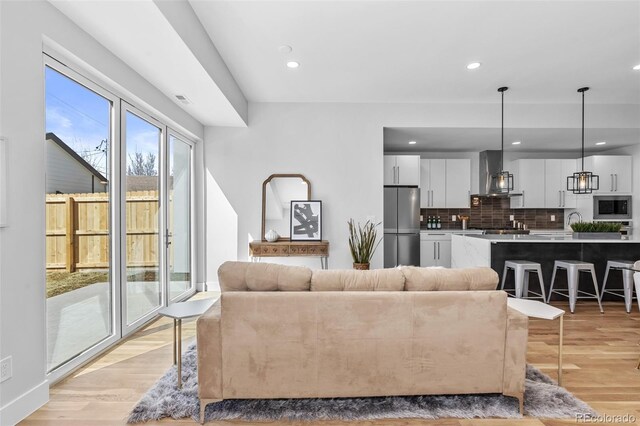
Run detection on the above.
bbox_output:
[384,127,640,153]
[50,0,247,127]
[190,0,640,104]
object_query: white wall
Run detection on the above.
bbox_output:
[204,101,640,276]
[0,1,204,423]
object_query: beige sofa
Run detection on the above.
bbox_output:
[197,262,528,422]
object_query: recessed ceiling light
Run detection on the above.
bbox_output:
[408,140,417,145]
[286,61,300,69]
[278,45,293,54]
[511,141,521,145]
[595,141,607,145]
[466,62,481,70]
[633,64,640,71]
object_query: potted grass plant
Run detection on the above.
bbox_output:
[348,219,381,270]
[571,221,622,239]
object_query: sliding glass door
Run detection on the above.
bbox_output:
[122,106,165,332]
[45,56,196,377]
[45,61,120,378]
[168,133,194,301]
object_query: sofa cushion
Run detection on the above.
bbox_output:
[310,268,405,291]
[218,261,312,291]
[400,266,498,291]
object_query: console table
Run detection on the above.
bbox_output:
[249,240,330,269]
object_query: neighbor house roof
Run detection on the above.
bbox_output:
[46,132,108,183]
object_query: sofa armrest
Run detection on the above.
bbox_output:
[502,307,528,412]
[197,299,222,400]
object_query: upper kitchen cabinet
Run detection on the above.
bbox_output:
[544,159,577,208]
[583,155,632,194]
[421,158,471,208]
[421,159,446,208]
[445,159,472,208]
[510,159,546,209]
[384,155,420,186]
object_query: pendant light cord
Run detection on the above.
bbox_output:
[501,89,504,172]
[581,89,585,171]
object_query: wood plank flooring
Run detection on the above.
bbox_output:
[20,294,640,426]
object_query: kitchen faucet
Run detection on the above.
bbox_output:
[566,211,582,226]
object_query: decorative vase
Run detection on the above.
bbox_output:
[353,263,370,270]
[265,229,279,242]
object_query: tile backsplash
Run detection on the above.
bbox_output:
[421,196,565,230]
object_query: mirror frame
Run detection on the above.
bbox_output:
[261,174,311,241]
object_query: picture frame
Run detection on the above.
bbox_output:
[290,200,322,241]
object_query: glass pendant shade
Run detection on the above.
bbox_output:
[567,171,599,194]
[567,87,599,194]
[493,170,514,193]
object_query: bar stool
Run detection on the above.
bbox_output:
[547,260,604,314]
[500,260,547,301]
[600,260,634,313]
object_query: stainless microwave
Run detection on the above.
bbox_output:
[593,195,632,220]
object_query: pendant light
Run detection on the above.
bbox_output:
[567,87,599,194]
[493,86,514,193]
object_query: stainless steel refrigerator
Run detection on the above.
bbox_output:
[384,186,420,267]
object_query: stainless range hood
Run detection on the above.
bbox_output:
[477,150,522,197]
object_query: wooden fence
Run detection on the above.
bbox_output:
[46,191,160,272]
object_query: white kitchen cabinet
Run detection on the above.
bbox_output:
[420,233,451,267]
[420,159,446,208]
[510,159,546,209]
[421,158,471,208]
[544,159,577,208]
[384,155,421,186]
[583,155,632,194]
[383,156,396,186]
[445,159,471,208]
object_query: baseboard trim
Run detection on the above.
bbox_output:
[205,281,220,292]
[0,380,48,425]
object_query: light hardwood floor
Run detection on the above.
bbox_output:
[21,294,640,426]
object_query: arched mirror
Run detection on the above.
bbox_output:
[261,174,311,241]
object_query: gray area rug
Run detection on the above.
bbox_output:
[128,344,596,423]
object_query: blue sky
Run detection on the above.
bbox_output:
[45,66,159,175]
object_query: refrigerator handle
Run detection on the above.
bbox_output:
[433,242,436,260]
[437,241,440,260]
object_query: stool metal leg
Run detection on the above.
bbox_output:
[589,266,604,313]
[567,267,578,314]
[536,265,547,302]
[622,269,633,313]
[501,264,508,290]
[634,272,640,312]
[548,264,558,303]
[523,271,530,298]
[514,266,524,299]
[600,264,611,302]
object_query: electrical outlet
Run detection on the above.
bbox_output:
[509,215,515,221]
[451,215,457,221]
[0,356,12,383]
[551,215,556,222]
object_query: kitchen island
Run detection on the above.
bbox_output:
[451,234,640,299]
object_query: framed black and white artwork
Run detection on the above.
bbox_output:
[290,200,322,241]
